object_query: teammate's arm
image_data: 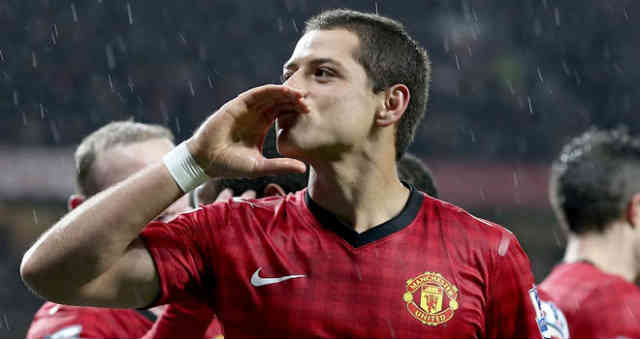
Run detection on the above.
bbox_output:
[20,85,308,308]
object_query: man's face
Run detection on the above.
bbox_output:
[92,138,191,222]
[278,29,381,159]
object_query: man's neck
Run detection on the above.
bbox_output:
[307,152,410,234]
[563,222,637,282]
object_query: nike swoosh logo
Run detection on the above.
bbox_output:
[250,267,306,287]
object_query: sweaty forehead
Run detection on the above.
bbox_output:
[286,29,360,67]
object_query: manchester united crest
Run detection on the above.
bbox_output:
[403,271,459,326]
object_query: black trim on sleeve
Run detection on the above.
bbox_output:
[305,183,423,248]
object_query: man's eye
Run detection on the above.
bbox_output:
[315,68,332,78]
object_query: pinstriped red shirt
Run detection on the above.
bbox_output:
[141,188,542,338]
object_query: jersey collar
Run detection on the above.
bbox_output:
[304,184,423,248]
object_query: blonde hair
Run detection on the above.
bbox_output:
[74,120,174,196]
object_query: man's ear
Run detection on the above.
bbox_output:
[263,183,287,197]
[626,193,640,228]
[67,194,86,211]
[375,84,410,127]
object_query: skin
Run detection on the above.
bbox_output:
[562,193,640,283]
[20,28,413,308]
[71,139,190,223]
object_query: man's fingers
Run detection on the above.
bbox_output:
[242,85,305,111]
[214,188,233,203]
[240,190,257,199]
[254,157,307,177]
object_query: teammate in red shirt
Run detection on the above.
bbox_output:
[539,127,640,338]
[25,121,222,339]
[21,9,545,338]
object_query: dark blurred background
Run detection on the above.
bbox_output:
[1,0,639,337]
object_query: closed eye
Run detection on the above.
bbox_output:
[314,67,334,79]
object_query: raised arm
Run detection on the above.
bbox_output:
[20,85,308,308]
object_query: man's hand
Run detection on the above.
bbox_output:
[187,85,309,179]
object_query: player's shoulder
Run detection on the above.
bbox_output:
[421,192,516,243]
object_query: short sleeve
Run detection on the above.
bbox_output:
[142,300,220,339]
[139,206,219,307]
[486,232,544,339]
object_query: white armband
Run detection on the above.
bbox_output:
[163,142,209,193]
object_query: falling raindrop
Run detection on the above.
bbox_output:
[386,318,395,338]
[207,76,214,88]
[552,227,563,247]
[624,8,629,22]
[536,67,544,83]
[467,46,472,57]
[13,90,18,106]
[561,60,570,76]
[498,235,510,256]
[33,209,39,224]
[573,69,581,86]
[126,2,134,25]
[374,2,379,14]
[50,120,60,143]
[187,80,195,96]
[105,44,116,70]
[32,51,38,69]
[454,54,460,70]
[541,0,548,10]
[175,117,181,133]
[0,49,4,62]
[291,19,298,32]
[554,8,561,26]
[22,112,28,125]
[40,104,45,119]
[50,31,57,45]
[71,3,78,23]
[53,24,59,38]
[178,33,187,45]
[107,73,114,91]
[527,96,534,114]
[277,18,284,33]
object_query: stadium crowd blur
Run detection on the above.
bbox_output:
[1,0,639,337]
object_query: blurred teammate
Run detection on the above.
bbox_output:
[397,152,438,198]
[25,121,222,339]
[539,127,640,338]
[22,9,545,338]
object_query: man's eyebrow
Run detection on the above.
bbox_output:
[283,58,344,71]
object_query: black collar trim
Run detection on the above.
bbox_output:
[305,184,423,248]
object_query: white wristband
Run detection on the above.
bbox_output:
[163,142,209,193]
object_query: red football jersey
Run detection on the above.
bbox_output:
[141,189,543,338]
[26,302,152,338]
[143,299,223,338]
[540,261,640,338]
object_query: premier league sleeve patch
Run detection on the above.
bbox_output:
[529,285,553,339]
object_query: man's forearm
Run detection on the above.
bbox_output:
[20,163,183,301]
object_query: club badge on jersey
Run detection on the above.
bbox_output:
[403,271,459,326]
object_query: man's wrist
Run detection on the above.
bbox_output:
[163,142,209,193]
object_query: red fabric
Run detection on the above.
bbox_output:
[26,302,152,338]
[141,189,542,338]
[143,300,223,339]
[540,262,640,338]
